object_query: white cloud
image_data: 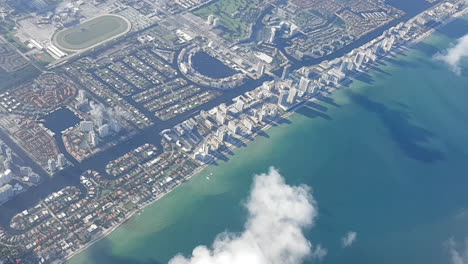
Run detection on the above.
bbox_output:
[169,168,323,264]
[435,34,468,75]
[341,231,357,248]
[449,238,468,264]
[311,244,327,261]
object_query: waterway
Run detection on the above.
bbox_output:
[67,14,468,264]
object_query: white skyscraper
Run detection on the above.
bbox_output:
[228,120,240,135]
[339,60,351,73]
[48,159,57,173]
[278,89,287,106]
[98,124,110,138]
[5,148,12,162]
[215,111,226,125]
[216,127,228,142]
[77,90,87,102]
[0,169,13,186]
[243,118,254,133]
[382,36,396,52]
[201,143,211,155]
[309,82,320,95]
[235,99,245,112]
[207,14,215,25]
[94,116,104,127]
[109,120,121,133]
[257,63,266,76]
[89,131,98,147]
[57,153,66,167]
[287,88,298,104]
[269,27,278,43]
[281,64,291,80]
[80,121,94,132]
[298,77,311,93]
[354,52,366,69]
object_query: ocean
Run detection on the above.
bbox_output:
[68,16,468,264]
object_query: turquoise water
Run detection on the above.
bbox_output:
[69,17,468,264]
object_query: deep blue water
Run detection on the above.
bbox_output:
[41,107,81,133]
[191,51,238,78]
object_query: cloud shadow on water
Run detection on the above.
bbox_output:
[348,92,444,163]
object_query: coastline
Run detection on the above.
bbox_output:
[63,6,468,264]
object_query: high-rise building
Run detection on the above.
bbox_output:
[19,167,32,177]
[5,148,12,162]
[80,121,94,132]
[0,169,13,186]
[373,43,384,56]
[309,83,320,95]
[207,14,215,25]
[213,18,219,27]
[215,111,226,125]
[281,64,291,80]
[48,159,57,173]
[257,63,266,76]
[298,77,311,93]
[262,81,274,91]
[339,60,351,74]
[270,106,279,118]
[243,118,254,133]
[228,120,240,135]
[201,143,211,155]
[354,52,366,69]
[94,116,104,127]
[200,110,210,119]
[257,110,266,122]
[235,99,245,112]
[109,120,121,133]
[3,160,10,171]
[289,23,299,37]
[218,104,228,114]
[216,127,228,142]
[98,124,110,138]
[382,36,395,52]
[269,27,278,43]
[57,153,66,167]
[287,88,298,104]
[77,90,87,102]
[278,89,287,106]
[0,144,5,156]
[89,131,98,147]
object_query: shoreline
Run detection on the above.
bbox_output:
[62,6,468,264]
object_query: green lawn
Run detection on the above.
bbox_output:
[193,0,262,42]
[53,15,131,51]
[0,65,40,91]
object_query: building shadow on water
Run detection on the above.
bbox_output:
[295,102,332,121]
[70,238,164,264]
[414,41,441,57]
[353,72,376,84]
[347,92,444,163]
[317,95,341,108]
[385,57,421,69]
[369,65,392,76]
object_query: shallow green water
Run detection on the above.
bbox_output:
[69,17,468,264]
